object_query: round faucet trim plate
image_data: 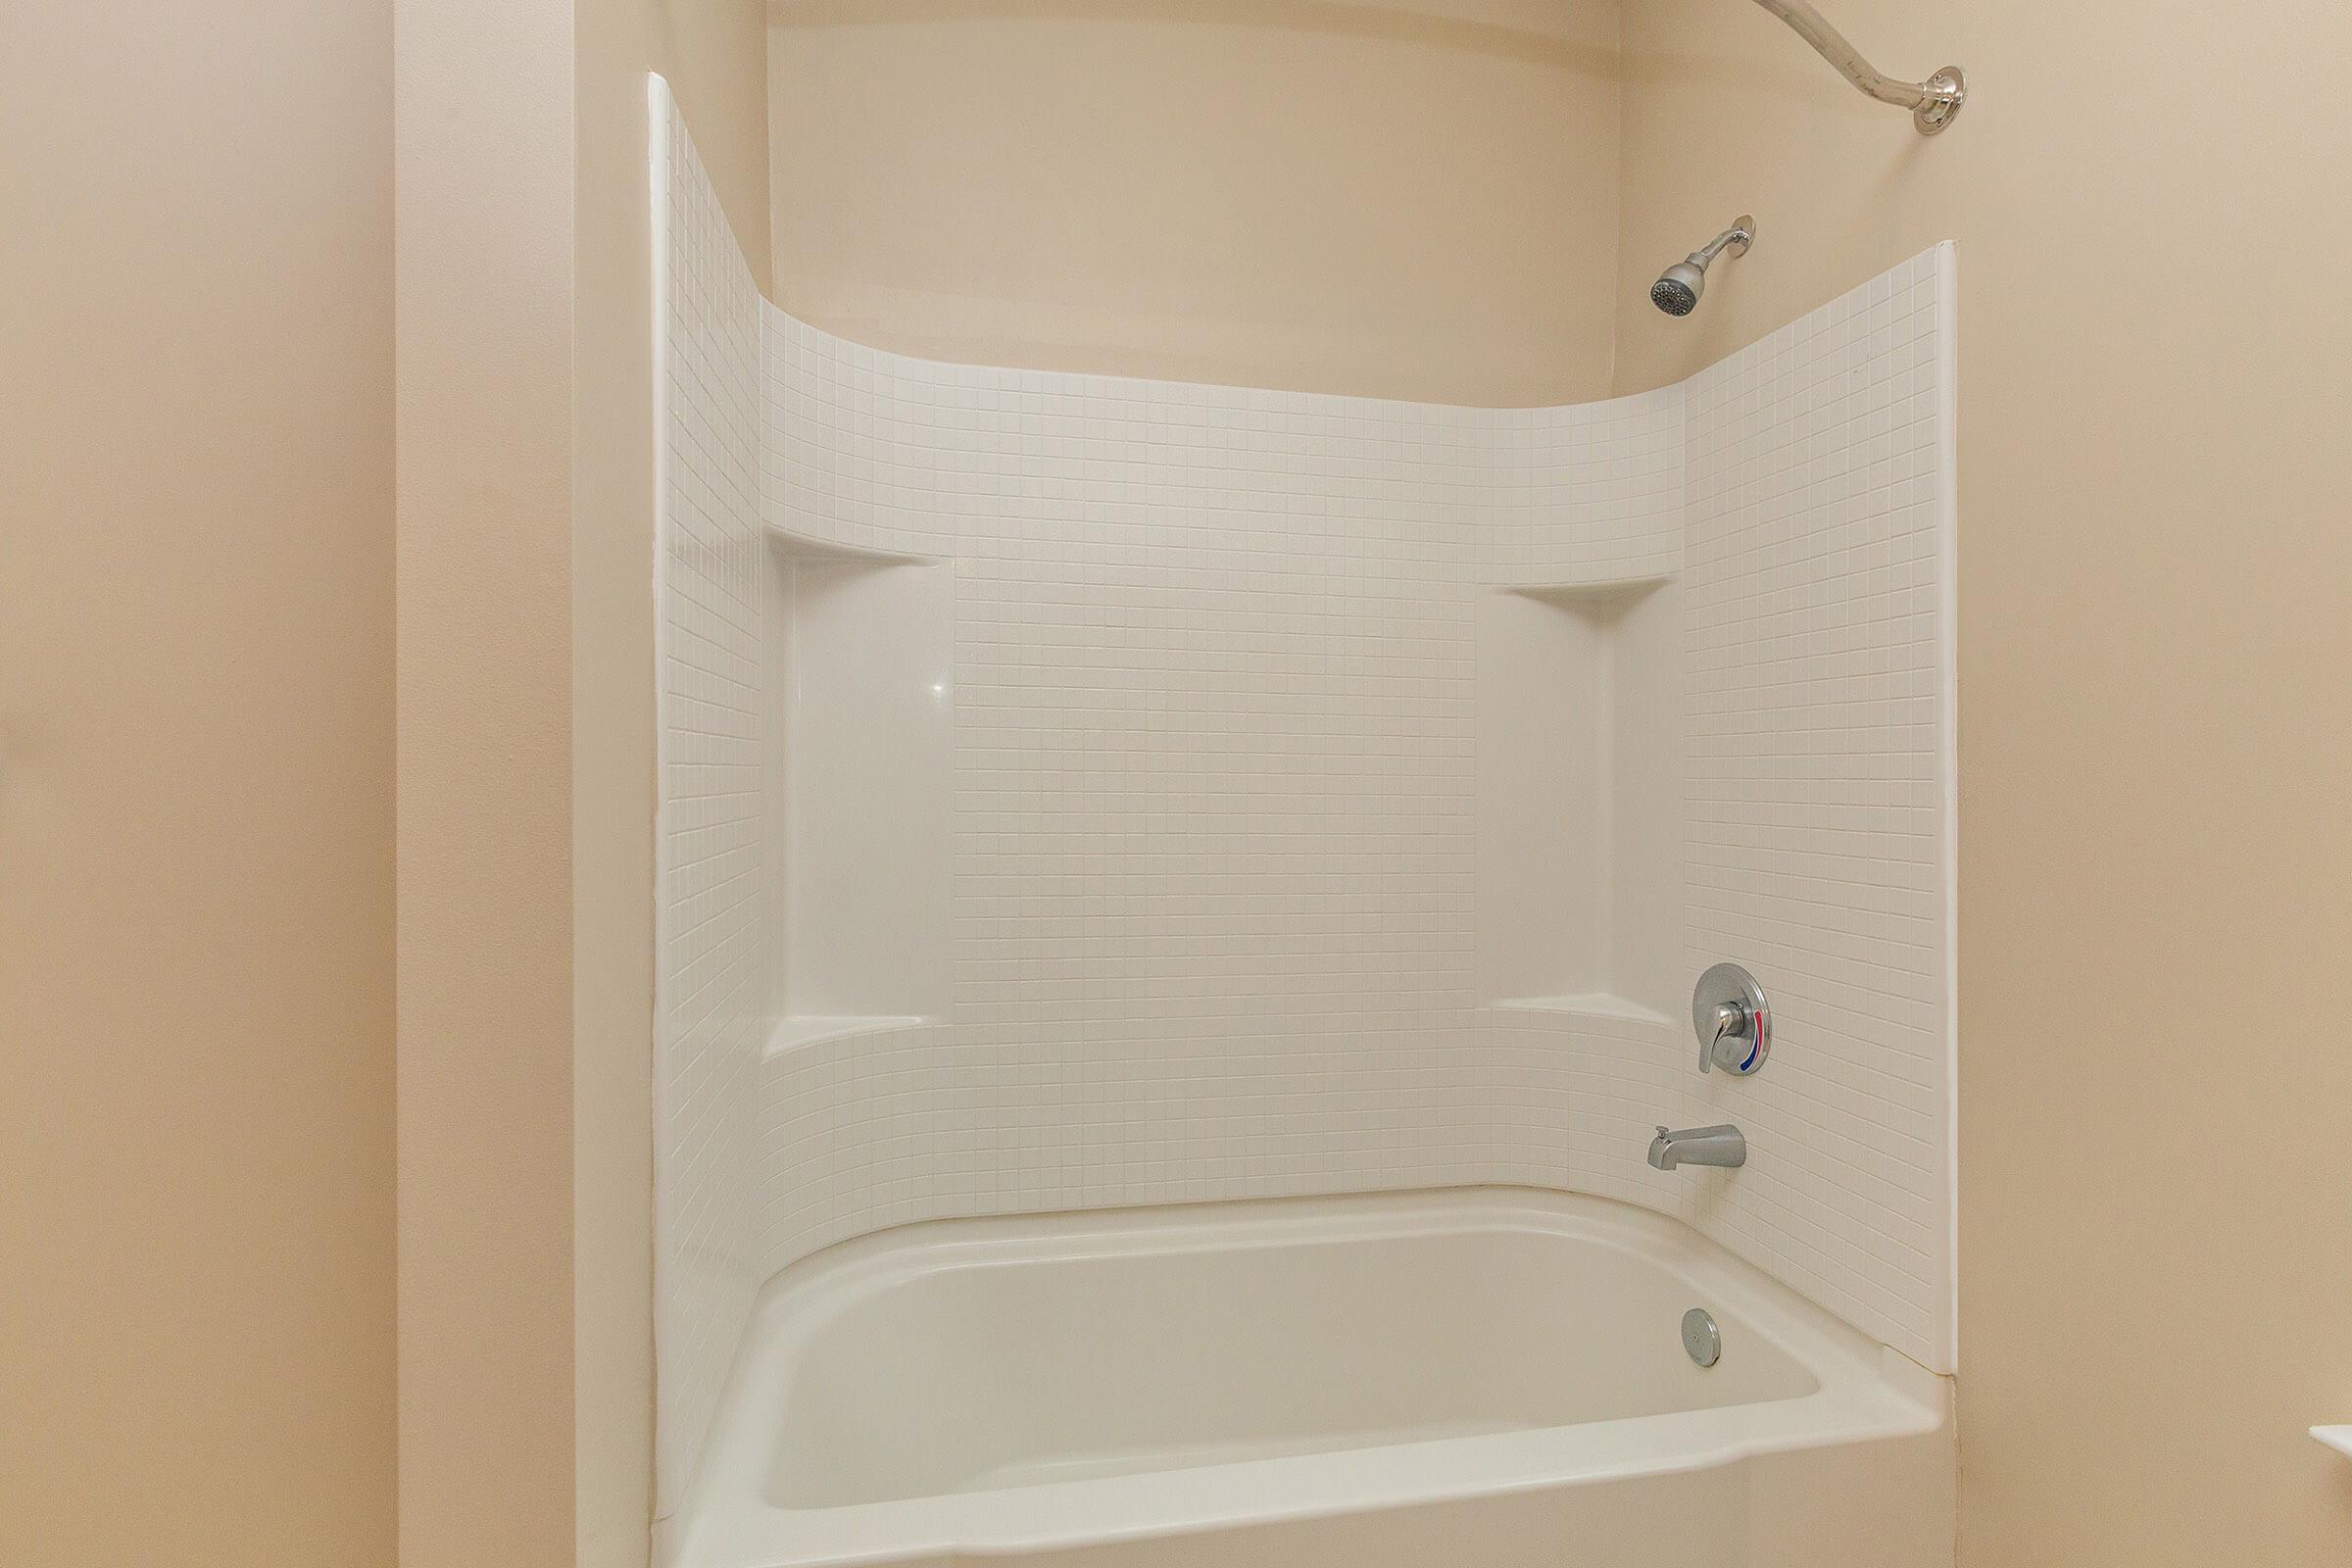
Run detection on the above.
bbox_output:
[1691,961,1771,1076]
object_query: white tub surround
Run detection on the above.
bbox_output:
[655,77,1956,1521]
[670,1191,1950,1568]
[654,77,771,1477]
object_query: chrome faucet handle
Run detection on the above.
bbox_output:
[1692,963,1771,1076]
[1706,1002,1747,1070]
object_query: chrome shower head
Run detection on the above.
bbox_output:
[1650,264,1706,317]
[1650,216,1755,317]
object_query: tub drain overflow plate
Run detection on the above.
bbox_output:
[1682,1306,1722,1368]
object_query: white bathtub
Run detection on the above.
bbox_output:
[667,1190,1951,1568]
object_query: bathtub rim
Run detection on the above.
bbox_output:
[665,1187,1949,1568]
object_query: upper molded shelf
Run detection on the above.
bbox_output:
[765,1015,933,1058]
[767,519,944,565]
[1502,573,1674,609]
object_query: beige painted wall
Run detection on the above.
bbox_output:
[1612,2,2352,1561]
[0,3,396,1564]
[395,0,577,1559]
[399,0,773,1561]
[767,0,1623,405]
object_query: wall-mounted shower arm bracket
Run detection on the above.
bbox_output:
[1747,0,1966,134]
[1692,218,1755,268]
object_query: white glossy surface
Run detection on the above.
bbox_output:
[773,550,952,1021]
[654,79,771,1479]
[749,254,1958,1380]
[656,80,1959,1507]
[669,1190,1947,1568]
[2313,1426,2352,1459]
[1474,579,1681,1015]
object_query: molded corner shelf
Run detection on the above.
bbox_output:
[1488,993,1676,1029]
[1502,572,1674,609]
[2312,1426,2352,1460]
[765,1015,932,1058]
[766,519,944,565]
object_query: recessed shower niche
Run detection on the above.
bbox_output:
[763,529,952,1051]
[1477,572,1681,1027]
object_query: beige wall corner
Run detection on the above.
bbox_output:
[401,0,769,1559]
[1615,1,2352,1561]
[395,0,577,1562]
[766,0,1622,406]
[0,3,397,1563]
[652,0,774,287]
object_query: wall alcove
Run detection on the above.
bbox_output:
[763,529,951,1053]
[1476,573,1680,1029]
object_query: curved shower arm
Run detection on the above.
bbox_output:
[1746,0,1967,134]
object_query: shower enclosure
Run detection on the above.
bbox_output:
[651,68,1955,1567]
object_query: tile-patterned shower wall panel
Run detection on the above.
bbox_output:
[752,321,1688,1278]
[659,90,1955,1512]
[1459,250,1957,1375]
[761,318,1686,584]
[652,82,769,1505]
[1680,246,1955,1370]
[743,242,1953,1377]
